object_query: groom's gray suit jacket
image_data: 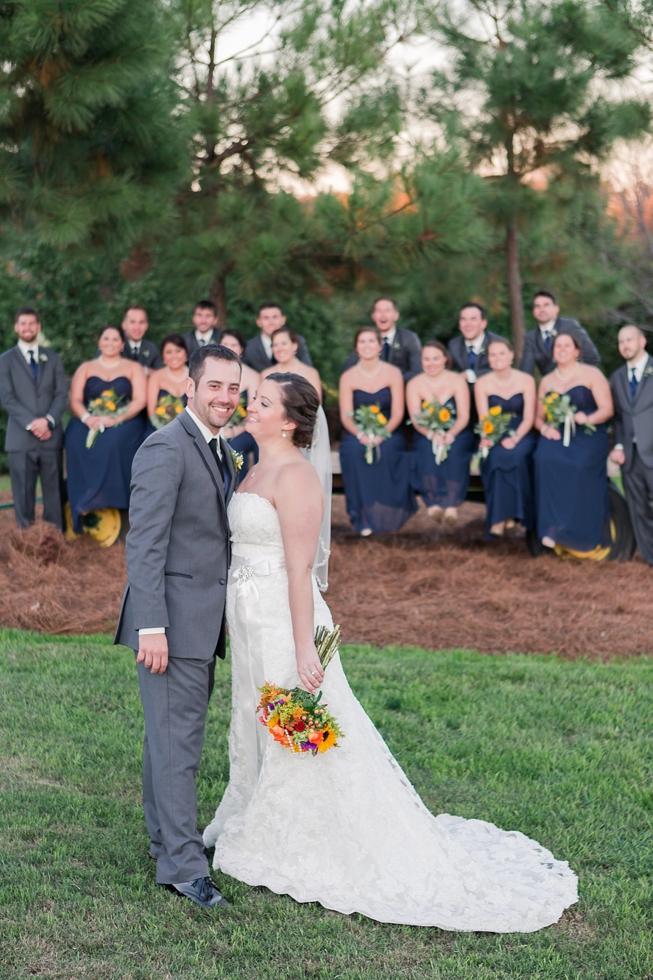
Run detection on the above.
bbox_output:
[114,409,236,660]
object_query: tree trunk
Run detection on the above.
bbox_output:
[505,218,526,363]
[210,273,229,331]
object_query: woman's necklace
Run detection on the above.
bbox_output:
[424,372,446,390]
[97,356,121,370]
[357,361,382,379]
[166,365,188,384]
[493,369,515,388]
[554,363,578,383]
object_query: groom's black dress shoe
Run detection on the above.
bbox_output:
[164,877,230,909]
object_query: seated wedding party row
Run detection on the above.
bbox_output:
[0,292,651,565]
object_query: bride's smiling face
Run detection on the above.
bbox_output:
[246,379,296,442]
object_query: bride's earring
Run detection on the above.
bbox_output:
[282,430,287,438]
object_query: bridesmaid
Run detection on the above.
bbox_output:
[261,327,322,400]
[534,333,613,553]
[220,329,260,480]
[339,326,417,536]
[406,340,472,527]
[146,334,188,429]
[475,338,537,538]
[65,325,147,533]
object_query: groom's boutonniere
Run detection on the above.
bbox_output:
[229,449,244,472]
[644,366,653,378]
[39,353,48,363]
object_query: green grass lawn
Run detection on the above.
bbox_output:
[1,632,652,979]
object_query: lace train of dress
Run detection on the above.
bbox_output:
[203,493,578,931]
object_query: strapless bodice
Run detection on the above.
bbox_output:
[157,388,187,405]
[488,392,524,420]
[229,492,285,560]
[83,375,132,407]
[546,385,598,414]
[353,387,392,415]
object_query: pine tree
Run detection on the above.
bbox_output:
[421,0,649,357]
[0,0,184,256]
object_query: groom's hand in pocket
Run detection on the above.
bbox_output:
[137,633,169,674]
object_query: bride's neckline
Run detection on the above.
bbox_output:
[235,490,276,511]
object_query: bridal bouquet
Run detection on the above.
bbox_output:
[353,404,390,464]
[150,393,185,429]
[85,388,128,448]
[413,399,456,464]
[542,392,596,447]
[257,626,344,756]
[474,406,514,460]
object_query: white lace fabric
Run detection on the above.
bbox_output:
[203,492,578,931]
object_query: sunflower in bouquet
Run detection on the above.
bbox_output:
[85,388,128,448]
[474,405,515,460]
[413,399,456,464]
[150,393,185,429]
[353,403,390,464]
[542,391,596,447]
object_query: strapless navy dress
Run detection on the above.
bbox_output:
[340,387,417,534]
[480,393,536,537]
[410,397,475,508]
[226,390,258,483]
[534,385,610,551]
[65,376,147,533]
[144,387,188,437]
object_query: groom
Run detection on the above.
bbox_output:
[115,344,241,908]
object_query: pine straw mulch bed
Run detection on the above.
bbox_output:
[0,499,650,657]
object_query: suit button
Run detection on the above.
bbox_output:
[219,578,226,585]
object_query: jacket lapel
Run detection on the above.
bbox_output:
[221,437,237,503]
[633,356,653,405]
[180,411,226,512]
[13,345,37,386]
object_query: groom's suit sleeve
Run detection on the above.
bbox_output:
[126,436,184,630]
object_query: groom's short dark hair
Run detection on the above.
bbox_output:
[188,344,241,387]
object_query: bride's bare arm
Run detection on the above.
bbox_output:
[275,461,325,693]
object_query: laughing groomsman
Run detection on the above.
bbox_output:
[610,325,653,566]
[0,307,68,530]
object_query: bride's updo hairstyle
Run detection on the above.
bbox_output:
[266,372,319,448]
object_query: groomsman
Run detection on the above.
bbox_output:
[243,302,313,372]
[448,303,504,428]
[0,307,68,530]
[122,305,162,375]
[342,296,421,381]
[183,300,222,356]
[609,325,653,566]
[520,290,600,376]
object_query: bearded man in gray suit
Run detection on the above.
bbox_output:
[115,344,240,908]
[0,306,68,530]
[610,325,653,566]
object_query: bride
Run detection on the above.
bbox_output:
[203,373,578,931]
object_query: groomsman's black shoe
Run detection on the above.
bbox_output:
[166,877,230,909]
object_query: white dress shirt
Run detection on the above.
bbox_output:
[128,341,141,357]
[195,329,215,346]
[614,352,650,451]
[464,332,486,383]
[380,328,397,348]
[17,340,55,429]
[261,332,273,359]
[538,320,557,342]
[139,407,223,637]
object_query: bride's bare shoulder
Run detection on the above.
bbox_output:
[275,454,323,505]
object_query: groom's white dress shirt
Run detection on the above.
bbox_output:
[138,407,223,637]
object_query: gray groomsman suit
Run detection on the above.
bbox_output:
[243,332,313,373]
[0,344,68,529]
[610,355,653,565]
[520,317,601,376]
[114,409,236,884]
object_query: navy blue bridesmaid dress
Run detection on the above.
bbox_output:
[480,393,536,537]
[410,397,475,508]
[339,387,417,534]
[144,387,187,437]
[65,376,147,533]
[226,391,258,483]
[534,385,610,551]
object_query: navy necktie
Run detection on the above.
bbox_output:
[209,438,230,495]
[28,349,38,382]
[543,332,552,353]
[131,345,140,361]
[467,346,477,370]
[629,367,639,401]
[381,338,391,362]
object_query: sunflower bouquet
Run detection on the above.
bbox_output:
[353,404,390,464]
[413,399,456,464]
[474,406,515,460]
[542,391,596,447]
[257,626,344,756]
[149,393,185,429]
[85,388,128,448]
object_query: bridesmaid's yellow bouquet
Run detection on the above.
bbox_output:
[474,406,514,460]
[542,392,596,446]
[150,393,185,429]
[353,404,390,464]
[413,400,456,464]
[257,626,343,756]
[85,388,128,448]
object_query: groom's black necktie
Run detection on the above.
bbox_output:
[209,437,230,496]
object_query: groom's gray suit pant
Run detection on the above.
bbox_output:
[137,656,213,884]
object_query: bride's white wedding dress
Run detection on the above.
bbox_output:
[203,492,578,931]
